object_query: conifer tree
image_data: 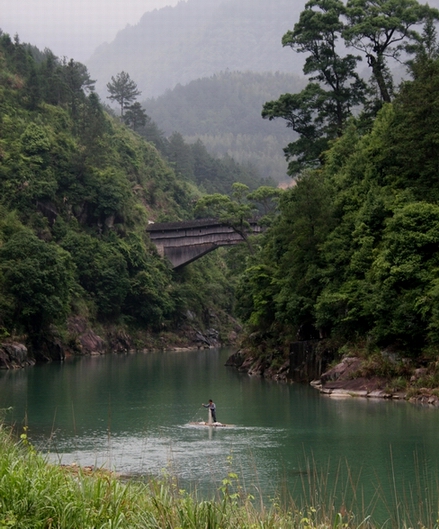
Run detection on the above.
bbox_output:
[106,71,141,116]
[262,0,366,175]
[123,102,147,131]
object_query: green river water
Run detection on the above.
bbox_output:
[1,347,439,523]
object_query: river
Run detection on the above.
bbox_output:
[1,347,438,524]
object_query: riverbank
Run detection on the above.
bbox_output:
[0,313,242,369]
[313,356,439,406]
[226,348,439,406]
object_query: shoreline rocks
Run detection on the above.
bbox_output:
[314,356,439,406]
[227,350,439,407]
[225,350,290,382]
[0,318,236,369]
[0,342,35,369]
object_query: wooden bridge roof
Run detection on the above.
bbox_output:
[146,219,222,232]
[146,218,260,232]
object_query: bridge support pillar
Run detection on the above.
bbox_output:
[164,243,220,269]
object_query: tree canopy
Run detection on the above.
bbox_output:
[107,71,142,116]
[241,40,439,360]
[0,31,250,355]
[344,0,438,102]
[263,0,439,177]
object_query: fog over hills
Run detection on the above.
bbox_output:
[142,71,305,182]
[87,0,306,97]
[86,0,439,183]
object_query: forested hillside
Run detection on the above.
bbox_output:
[0,32,246,362]
[236,0,439,378]
[135,118,272,194]
[4,0,439,387]
[142,72,305,183]
[86,0,306,97]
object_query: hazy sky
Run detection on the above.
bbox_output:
[0,0,180,62]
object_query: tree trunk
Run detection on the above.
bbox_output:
[367,54,391,103]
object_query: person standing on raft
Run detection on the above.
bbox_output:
[202,400,217,422]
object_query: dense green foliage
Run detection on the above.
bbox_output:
[142,71,305,183]
[237,43,439,360]
[263,0,439,176]
[141,129,269,195]
[0,31,245,356]
[105,73,260,194]
[253,0,439,361]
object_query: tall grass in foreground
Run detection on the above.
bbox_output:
[0,425,438,529]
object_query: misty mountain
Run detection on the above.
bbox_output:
[87,0,306,97]
[142,71,305,182]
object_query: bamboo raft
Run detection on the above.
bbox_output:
[188,421,232,427]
